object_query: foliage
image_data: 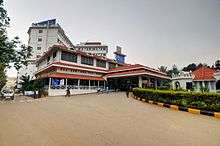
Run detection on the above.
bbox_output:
[158,66,167,73]
[0,0,32,90]
[167,64,179,77]
[19,75,31,93]
[182,63,197,72]
[158,80,171,90]
[0,63,6,90]
[133,88,220,112]
[19,75,44,98]
[215,60,220,69]
[200,86,209,93]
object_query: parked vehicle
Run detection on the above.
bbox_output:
[1,87,15,100]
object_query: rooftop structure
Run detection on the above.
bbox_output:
[74,41,108,57]
[114,46,126,64]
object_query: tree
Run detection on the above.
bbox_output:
[167,65,179,77]
[0,0,32,90]
[0,63,6,90]
[182,63,197,72]
[215,60,220,69]
[158,66,167,73]
[20,75,44,98]
[19,75,31,94]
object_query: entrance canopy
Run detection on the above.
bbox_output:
[106,64,170,80]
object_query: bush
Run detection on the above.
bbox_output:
[133,88,220,112]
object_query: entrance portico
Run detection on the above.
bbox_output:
[106,64,170,90]
[42,73,106,96]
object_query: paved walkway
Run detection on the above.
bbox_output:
[0,92,219,146]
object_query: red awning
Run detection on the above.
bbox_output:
[48,73,105,81]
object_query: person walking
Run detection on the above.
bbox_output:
[126,85,131,98]
[65,87,70,97]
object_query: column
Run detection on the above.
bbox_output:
[208,81,211,92]
[48,78,51,89]
[65,78,68,89]
[106,62,109,70]
[48,78,51,96]
[89,80,91,90]
[94,59,97,67]
[202,81,205,88]
[104,81,106,89]
[154,79,158,89]
[78,79,80,89]
[98,81,99,88]
[57,51,61,61]
[77,55,81,64]
[138,76,142,88]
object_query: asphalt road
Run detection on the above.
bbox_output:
[0,92,219,146]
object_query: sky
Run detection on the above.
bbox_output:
[5,0,220,77]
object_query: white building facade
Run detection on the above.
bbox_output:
[74,42,108,57]
[171,68,220,93]
[172,71,193,90]
[17,19,74,88]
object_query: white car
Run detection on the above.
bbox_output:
[1,88,15,100]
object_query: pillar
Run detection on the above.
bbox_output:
[77,55,81,64]
[202,81,205,88]
[78,79,80,89]
[208,81,211,91]
[154,79,158,89]
[49,78,51,89]
[89,80,91,90]
[98,81,99,88]
[94,59,97,67]
[138,76,142,88]
[65,78,68,89]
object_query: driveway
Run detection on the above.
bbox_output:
[0,92,219,146]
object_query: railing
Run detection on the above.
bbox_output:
[49,85,105,90]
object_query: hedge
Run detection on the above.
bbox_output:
[133,88,220,112]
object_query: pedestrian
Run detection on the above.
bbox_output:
[106,86,109,94]
[65,87,70,97]
[126,85,131,98]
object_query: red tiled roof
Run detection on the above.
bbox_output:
[54,62,107,72]
[107,69,146,77]
[192,67,216,80]
[108,64,167,76]
[36,45,118,64]
[48,73,105,81]
[108,64,145,72]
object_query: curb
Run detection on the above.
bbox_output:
[135,97,220,119]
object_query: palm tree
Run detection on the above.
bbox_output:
[19,75,31,95]
[19,75,44,98]
[158,66,167,73]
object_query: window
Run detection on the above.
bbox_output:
[47,57,50,63]
[109,63,116,69]
[96,59,106,68]
[37,47,41,50]
[61,51,77,63]
[39,30,43,33]
[38,38,42,42]
[53,51,57,58]
[81,56,93,66]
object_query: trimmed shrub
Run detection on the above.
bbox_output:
[133,88,220,112]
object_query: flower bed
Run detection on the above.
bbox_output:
[133,88,220,112]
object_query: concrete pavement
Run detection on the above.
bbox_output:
[0,92,219,146]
